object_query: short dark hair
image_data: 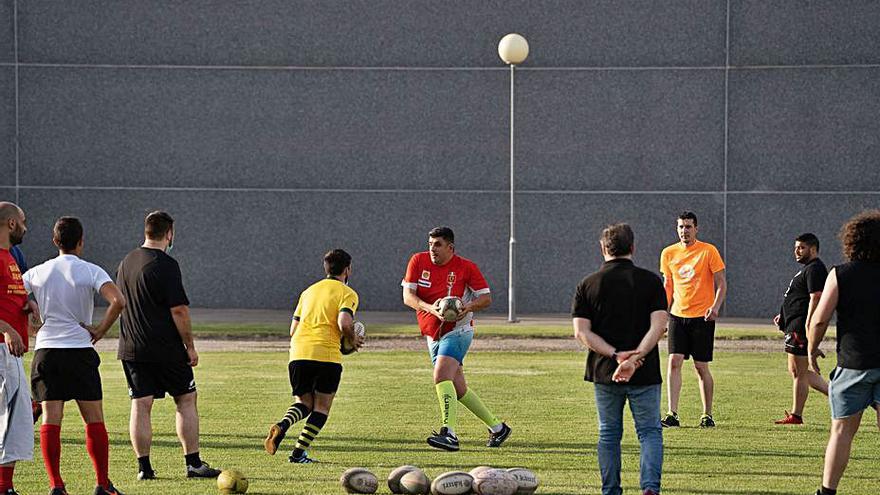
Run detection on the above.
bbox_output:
[600,223,634,257]
[428,226,454,244]
[323,249,352,276]
[795,232,820,251]
[840,210,880,263]
[145,210,174,240]
[53,216,83,252]
[678,211,698,226]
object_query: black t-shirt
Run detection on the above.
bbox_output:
[571,259,668,385]
[116,247,190,362]
[835,260,880,370]
[779,258,828,333]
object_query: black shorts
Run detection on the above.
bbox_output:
[122,360,196,399]
[289,360,342,397]
[784,331,809,356]
[668,315,716,362]
[31,348,103,402]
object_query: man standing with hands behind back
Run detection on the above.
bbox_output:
[116,211,220,481]
[660,211,726,428]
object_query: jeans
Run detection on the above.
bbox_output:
[594,383,663,495]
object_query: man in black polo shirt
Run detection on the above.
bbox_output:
[808,210,880,495]
[117,211,220,481]
[572,223,668,495]
[772,233,829,425]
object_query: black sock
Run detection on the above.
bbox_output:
[291,411,328,457]
[184,451,202,468]
[819,487,836,495]
[278,402,311,432]
[138,455,153,473]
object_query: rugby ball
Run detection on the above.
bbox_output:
[341,321,366,355]
[437,296,464,322]
[217,469,248,494]
[472,469,518,495]
[399,469,431,494]
[469,466,494,478]
[506,468,539,495]
[340,467,379,494]
[388,465,420,494]
[430,471,473,495]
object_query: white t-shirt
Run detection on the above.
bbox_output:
[22,254,113,349]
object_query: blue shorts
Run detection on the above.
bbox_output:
[828,366,880,419]
[427,325,474,366]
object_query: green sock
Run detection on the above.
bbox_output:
[435,381,458,431]
[459,389,501,428]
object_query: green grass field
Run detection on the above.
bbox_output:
[17,347,874,495]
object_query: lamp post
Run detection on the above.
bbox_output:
[498,33,529,323]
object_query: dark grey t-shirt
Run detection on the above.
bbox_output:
[116,247,189,362]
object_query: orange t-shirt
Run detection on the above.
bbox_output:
[659,240,725,318]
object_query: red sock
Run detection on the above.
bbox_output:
[85,422,110,489]
[0,465,14,491]
[40,424,64,488]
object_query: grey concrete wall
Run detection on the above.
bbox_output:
[3,1,879,317]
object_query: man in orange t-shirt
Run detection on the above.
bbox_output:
[659,211,726,429]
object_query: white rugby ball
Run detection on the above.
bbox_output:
[472,469,518,495]
[388,465,420,494]
[437,296,464,322]
[469,466,494,478]
[341,321,366,355]
[430,471,473,495]
[506,468,539,495]
[340,467,378,494]
[399,469,430,494]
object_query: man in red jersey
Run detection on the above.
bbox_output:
[0,202,37,495]
[402,226,511,452]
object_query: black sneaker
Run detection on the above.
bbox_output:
[660,412,680,428]
[94,481,125,495]
[49,488,69,495]
[289,450,318,463]
[264,424,286,455]
[486,422,512,448]
[427,427,460,452]
[186,462,221,478]
[137,469,156,481]
[699,414,716,428]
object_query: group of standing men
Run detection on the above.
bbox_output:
[0,204,219,495]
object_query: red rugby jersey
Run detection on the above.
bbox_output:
[402,252,490,339]
[0,249,28,351]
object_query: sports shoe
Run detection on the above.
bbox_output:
[660,412,680,428]
[486,422,512,448]
[426,427,460,452]
[186,462,221,478]
[94,482,125,495]
[774,411,804,425]
[264,424,286,455]
[49,488,69,495]
[5,489,21,495]
[699,414,716,428]
[136,469,156,480]
[289,450,318,463]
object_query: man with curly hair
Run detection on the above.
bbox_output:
[808,210,880,495]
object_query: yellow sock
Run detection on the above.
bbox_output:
[459,389,501,428]
[435,381,458,431]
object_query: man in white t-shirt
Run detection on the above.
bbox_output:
[23,217,127,495]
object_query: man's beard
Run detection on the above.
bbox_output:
[9,226,24,246]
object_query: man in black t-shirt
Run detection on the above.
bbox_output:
[772,233,829,425]
[572,223,668,495]
[116,211,220,481]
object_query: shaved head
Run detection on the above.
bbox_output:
[0,202,26,247]
[0,202,22,222]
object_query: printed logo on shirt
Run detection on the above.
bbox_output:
[421,270,431,280]
[418,279,432,288]
[447,272,456,286]
[677,264,695,281]
[6,263,25,295]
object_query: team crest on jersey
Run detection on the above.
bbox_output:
[447,272,456,285]
[421,270,431,280]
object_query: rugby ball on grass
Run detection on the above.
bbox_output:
[473,469,518,495]
[340,467,379,494]
[399,469,431,494]
[506,468,539,495]
[431,471,473,495]
[341,321,366,355]
[469,466,494,478]
[388,465,420,494]
[437,297,464,322]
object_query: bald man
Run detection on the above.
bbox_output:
[0,202,37,495]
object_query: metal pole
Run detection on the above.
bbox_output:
[508,63,517,323]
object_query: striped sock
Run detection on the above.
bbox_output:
[291,411,328,457]
[278,402,311,432]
